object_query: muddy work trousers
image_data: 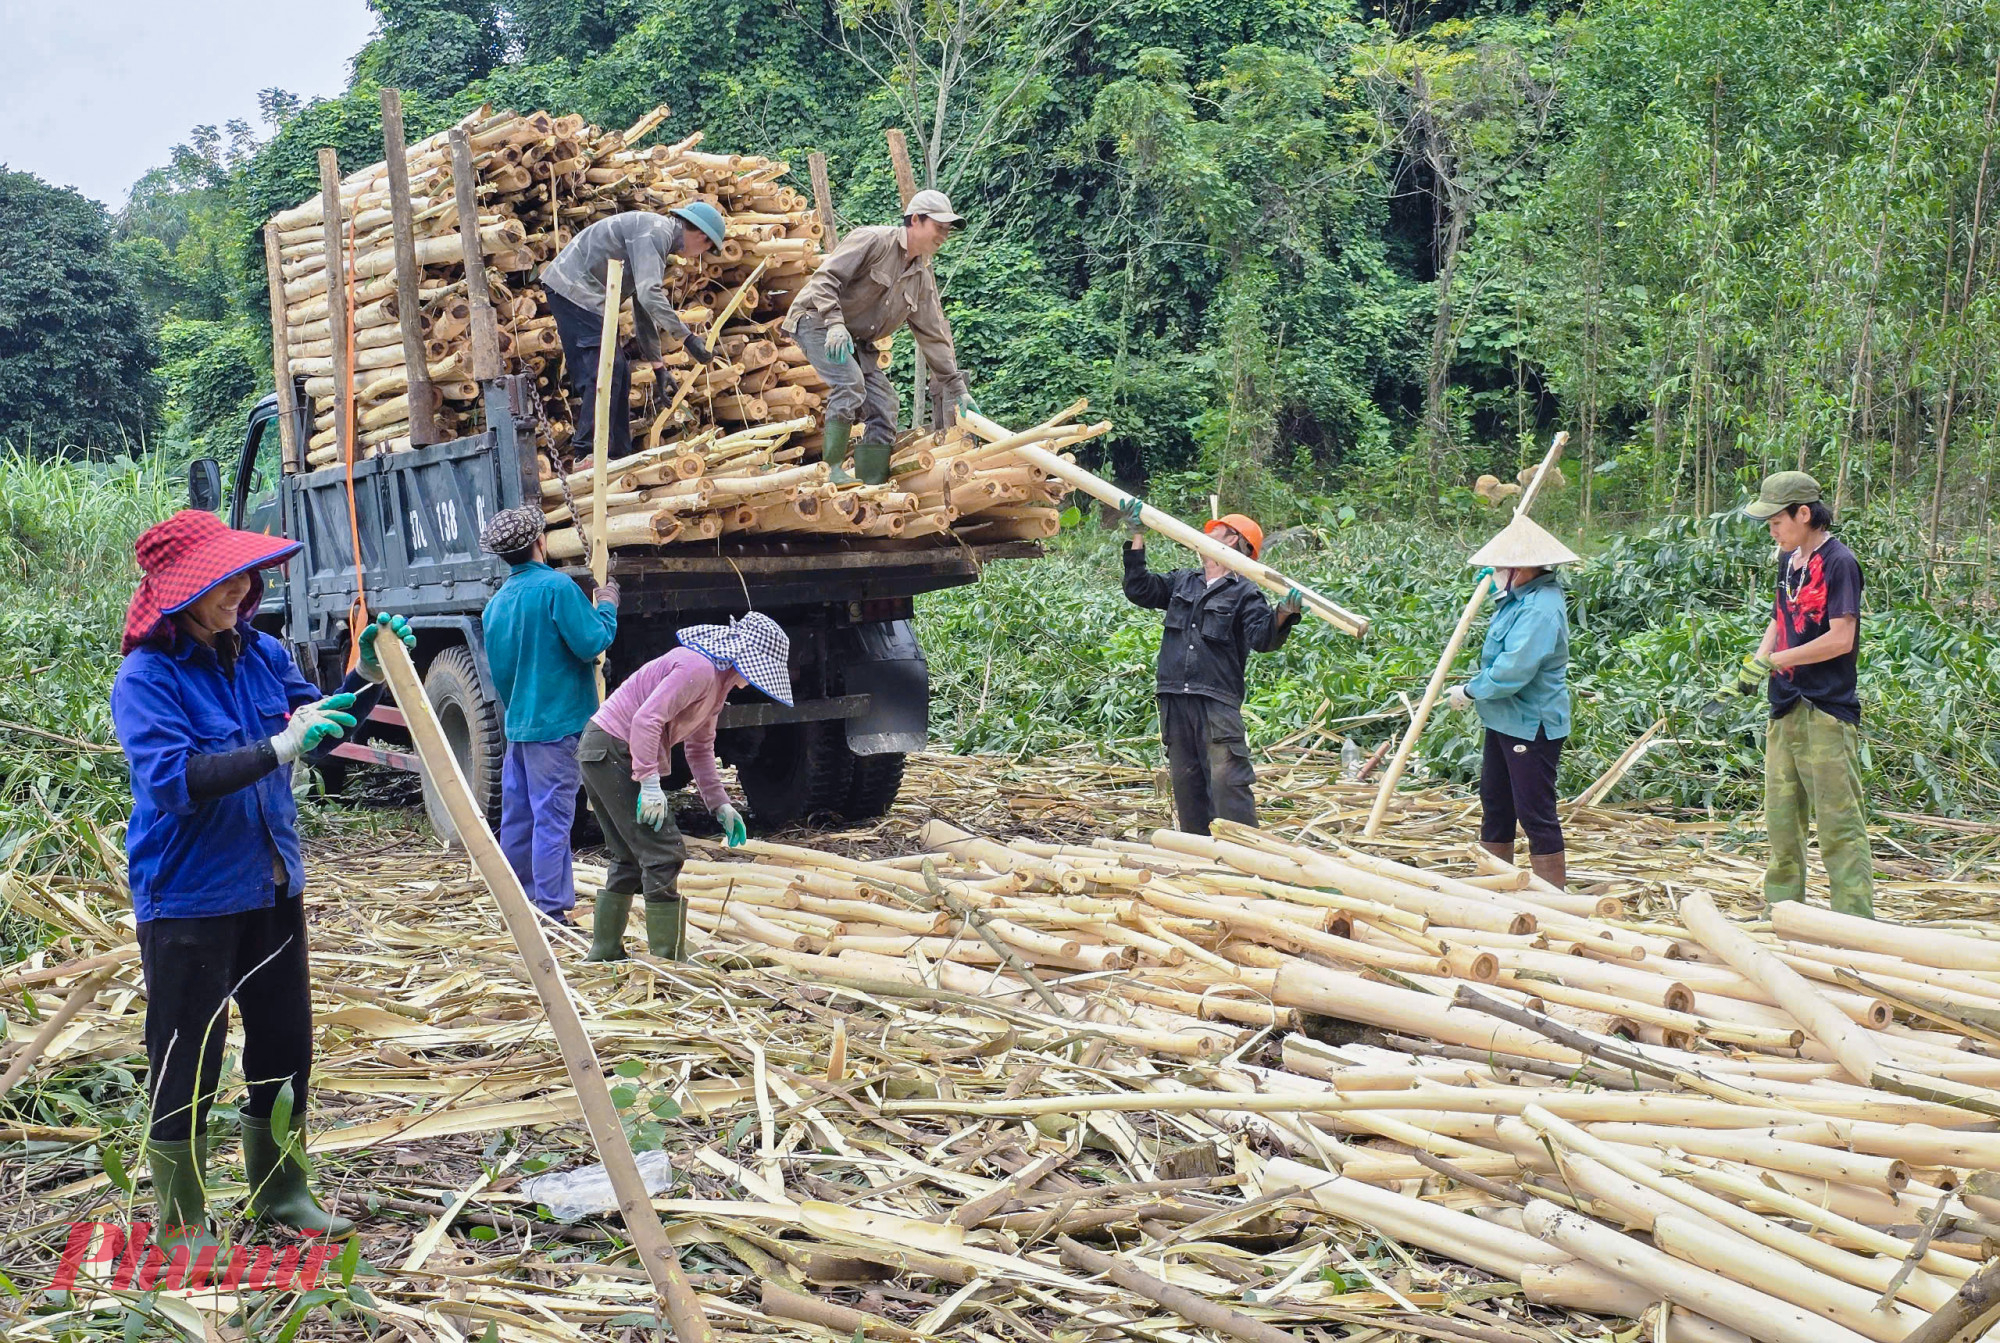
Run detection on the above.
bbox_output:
[578,723,686,905]
[1159,693,1257,836]
[1764,703,1875,918]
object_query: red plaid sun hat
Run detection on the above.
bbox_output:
[122,510,302,652]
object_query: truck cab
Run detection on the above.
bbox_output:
[192,384,1032,839]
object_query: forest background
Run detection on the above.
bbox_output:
[6,0,2000,859]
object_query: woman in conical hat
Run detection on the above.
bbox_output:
[1446,513,1580,889]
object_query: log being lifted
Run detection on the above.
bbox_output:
[960,410,1368,636]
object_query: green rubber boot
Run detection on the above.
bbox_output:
[241,1115,354,1239]
[646,899,688,960]
[853,440,894,485]
[822,419,855,483]
[585,891,634,962]
[146,1140,220,1256]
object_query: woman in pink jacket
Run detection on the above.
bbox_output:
[579,614,792,960]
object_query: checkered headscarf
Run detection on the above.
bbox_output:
[480,506,546,556]
[677,613,793,706]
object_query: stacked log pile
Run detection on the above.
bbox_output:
[270,105,839,469]
[537,404,1107,554]
[597,821,2000,1343]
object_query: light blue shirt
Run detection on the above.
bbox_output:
[1466,572,1570,741]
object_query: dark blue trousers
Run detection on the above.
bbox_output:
[499,735,582,915]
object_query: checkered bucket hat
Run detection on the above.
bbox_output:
[677,613,793,706]
[122,510,301,652]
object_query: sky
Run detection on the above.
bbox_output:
[0,0,378,209]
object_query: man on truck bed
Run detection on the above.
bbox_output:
[1118,504,1302,835]
[479,506,619,928]
[542,202,729,460]
[781,190,976,484]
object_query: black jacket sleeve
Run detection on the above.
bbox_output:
[1241,587,1297,654]
[1123,544,1175,610]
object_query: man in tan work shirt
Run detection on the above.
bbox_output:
[782,189,977,483]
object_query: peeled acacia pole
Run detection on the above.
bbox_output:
[1364,431,1568,836]
[961,410,1369,637]
[375,635,710,1342]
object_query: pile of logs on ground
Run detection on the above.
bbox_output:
[589,820,2000,1343]
[269,103,839,470]
[539,402,1107,552]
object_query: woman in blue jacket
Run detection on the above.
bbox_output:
[112,510,414,1254]
[1446,514,1579,890]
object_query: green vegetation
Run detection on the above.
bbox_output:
[920,507,2000,819]
[0,0,1995,557]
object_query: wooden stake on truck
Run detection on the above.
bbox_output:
[1363,431,1567,836]
[316,149,352,472]
[884,129,925,429]
[448,128,504,383]
[380,88,441,446]
[374,633,711,1343]
[261,222,301,472]
[963,412,1368,636]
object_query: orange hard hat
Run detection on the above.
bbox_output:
[1204,513,1263,560]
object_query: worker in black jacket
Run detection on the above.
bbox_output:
[1120,504,1301,834]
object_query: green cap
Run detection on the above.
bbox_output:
[1743,470,1822,520]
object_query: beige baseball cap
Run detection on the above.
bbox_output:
[906,189,963,224]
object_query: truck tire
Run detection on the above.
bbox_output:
[736,720,852,829]
[418,646,504,845]
[841,751,906,822]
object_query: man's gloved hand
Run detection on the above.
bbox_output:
[824,322,854,364]
[1722,652,1774,699]
[1446,685,1474,712]
[272,694,358,763]
[596,579,620,610]
[1119,496,1145,534]
[685,334,714,365]
[953,390,980,419]
[1277,587,1304,619]
[715,803,748,848]
[358,613,416,683]
[636,776,670,831]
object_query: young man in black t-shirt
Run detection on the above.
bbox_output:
[1723,471,1873,917]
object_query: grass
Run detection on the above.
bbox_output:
[916,505,2000,819]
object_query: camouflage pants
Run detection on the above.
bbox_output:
[1764,704,1874,919]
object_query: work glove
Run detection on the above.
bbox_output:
[1720,652,1774,699]
[1118,496,1145,534]
[715,803,748,848]
[684,334,714,365]
[1446,685,1474,712]
[596,579,621,610]
[1277,587,1304,619]
[271,694,358,764]
[953,391,980,419]
[823,322,854,364]
[636,776,670,831]
[357,612,416,683]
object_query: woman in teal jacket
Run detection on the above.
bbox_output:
[1447,514,1580,890]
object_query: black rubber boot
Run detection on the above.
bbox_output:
[147,1140,219,1255]
[241,1115,354,1238]
[645,899,688,960]
[585,892,634,962]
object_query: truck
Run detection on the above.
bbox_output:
[188,375,1036,841]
